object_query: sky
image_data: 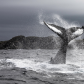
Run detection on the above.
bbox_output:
[0,0,84,41]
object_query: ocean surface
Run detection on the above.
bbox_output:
[0,49,84,82]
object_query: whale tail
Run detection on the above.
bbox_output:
[44,21,83,41]
[44,21,84,64]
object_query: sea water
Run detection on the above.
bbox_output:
[0,49,84,80]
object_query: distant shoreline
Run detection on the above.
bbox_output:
[0,35,84,49]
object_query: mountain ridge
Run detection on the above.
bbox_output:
[0,35,84,49]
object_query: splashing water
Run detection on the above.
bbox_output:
[0,58,84,79]
[0,49,84,79]
[38,13,80,28]
[38,12,44,25]
[52,14,80,28]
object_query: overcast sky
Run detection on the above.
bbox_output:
[0,0,84,41]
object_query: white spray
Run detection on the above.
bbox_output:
[38,13,80,29]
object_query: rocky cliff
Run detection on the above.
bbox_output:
[0,35,61,49]
[0,35,84,49]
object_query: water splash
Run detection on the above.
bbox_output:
[0,58,83,76]
[38,12,44,25]
[53,14,80,28]
[0,59,15,69]
[0,56,84,80]
[38,13,80,28]
[0,49,84,79]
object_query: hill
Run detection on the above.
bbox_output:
[0,35,84,49]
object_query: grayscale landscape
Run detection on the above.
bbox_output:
[0,0,84,84]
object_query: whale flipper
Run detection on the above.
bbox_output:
[44,21,65,38]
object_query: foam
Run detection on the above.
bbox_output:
[0,57,84,79]
[0,59,82,74]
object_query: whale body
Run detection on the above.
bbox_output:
[44,21,84,64]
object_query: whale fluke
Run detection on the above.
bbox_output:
[44,21,84,64]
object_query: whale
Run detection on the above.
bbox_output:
[44,21,84,64]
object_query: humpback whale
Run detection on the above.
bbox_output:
[44,21,84,64]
